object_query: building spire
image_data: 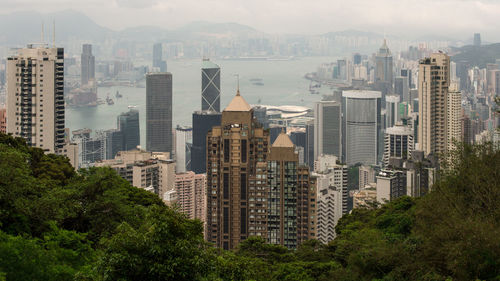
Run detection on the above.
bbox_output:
[235,74,240,96]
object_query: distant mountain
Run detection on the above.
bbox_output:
[0,10,111,45]
[323,29,382,39]
[451,43,500,68]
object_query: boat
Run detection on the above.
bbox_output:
[106,96,114,105]
[115,90,123,98]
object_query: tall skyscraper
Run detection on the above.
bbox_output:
[175,172,206,221]
[146,73,173,153]
[6,44,65,153]
[383,124,414,166]
[305,120,315,170]
[175,126,193,173]
[375,39,394,95]
[81,44,95,86]
[446,87,462,153]
[191,110,221,174]
[314,101,342,161]
[418,53,450,157]
[342,90,382,166]
[473,33,481,47]
[152,43,167,72]
[206,91,316,250]
[117,109,140,151]
[394,76,410,102]
[201,59,221,112]
[385,95,400,128]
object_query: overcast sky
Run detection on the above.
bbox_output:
[2,0,500,40]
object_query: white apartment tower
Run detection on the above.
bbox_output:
[6,44,65,153]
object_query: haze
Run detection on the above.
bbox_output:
[2,0,500,40]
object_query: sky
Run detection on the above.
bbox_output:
[1,0,500,40]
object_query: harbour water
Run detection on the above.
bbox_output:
[66,56,336,146]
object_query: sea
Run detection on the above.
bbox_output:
[66,56,336,146]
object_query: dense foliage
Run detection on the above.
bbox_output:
[0,133,499,280]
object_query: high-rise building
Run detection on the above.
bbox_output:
[383,124,414,166]
[104,128,123,160]
[146,73,173,153]
[375,39,393,96]
[446,87,462,153]
[305,120,315,170]
[314,101,342,161]
[175,172,206,221]
[418,53,450,157]
[342,90,382,166]
[152,43,167,72]
[473,33,481,47]
[191,110,221,174]
[359,165,376,189]
[313,155,348,244]
[206,91,316,250]
[201,59,221,112]
[0,107,6,133]
[117,109,140,151]
[376,169,407,203]
[72,129,106,166]
[6,44,65,153]
[175,126,192,173]
[81,44,95,86]
[385,95,400,128]
[394,76,409,102]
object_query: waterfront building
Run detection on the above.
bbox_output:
[201,59,221,112]
[191,110,221,174]
[314,101,342,161]
[153,43,167,72]
[175,126,192,173]
[81,44,95,86]
[418,53,450,157]
[146,72,173,153]
[6,44,65,153]
[342,90,382,166]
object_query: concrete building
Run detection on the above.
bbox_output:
[353,183,377,209]
[446,88,462,153]
[305,120,315,169]
[385,95,400,128]
[6,44,65,153]
[313,154,348,244]
[81,44,95,86]
[375,39,394,96]
[175,172,206,221]
[342,90,382,166]
[206,91,316,250]
[383,124,414,167]
[201,59,221,112]
[359,165,376,189]
[395,76,410,102]
[152,43,167,72]
[191,110,221,174]
[418,53,450,158]
[96,149,175,199]
[314,101,342,161]
[0,107,6,133]
[72,129,106,167]
[146,72,173,153]
[175,126,192,173]
[376,169,407,203]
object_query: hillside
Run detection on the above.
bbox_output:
[451,43,500,68]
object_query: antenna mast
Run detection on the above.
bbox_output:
[41,21,45,43]
[52,20,55,47]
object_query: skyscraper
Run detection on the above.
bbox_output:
[6,44,65,153]
[206,91,316,250]
[175,172,206,221]
[383,124,414,166]
[375,39,393,95]
[446,87,462,153]
[418,53,450,157]
[146,73,173,153]
[394,76,410,102]
[175,126,193,173]
[305,120,315,170]
[385,95,400,128]
[342,90,382,166]
[314,101,342,161]
[201,59,221,112]
[152,43,167,72]
[191,110,221,174]
[117,109,140,151]
[81,44,95,86]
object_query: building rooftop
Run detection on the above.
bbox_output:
[224,91,252,112]
[272,131,294,148]
[342,90,382,99]
[202,59,220,69]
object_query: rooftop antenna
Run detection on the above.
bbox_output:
[52,20,55,47]
[235,74,240,96]
[41,21,45,43]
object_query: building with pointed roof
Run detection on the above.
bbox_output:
[375,39,394,97]
[206,91,316,250]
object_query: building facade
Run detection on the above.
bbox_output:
[118,109,140,151]
[314,101,342,161]
[175,172,206,221]
[191,110,221,174]
[146,72,173,153]
[81,44,95,86]
[6,44,65,153]
[175,125,192,173]
[201,59,221,112]
[383,124,414,166]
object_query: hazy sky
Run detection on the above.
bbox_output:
[2,0,500,40]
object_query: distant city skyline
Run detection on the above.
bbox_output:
[1,0,500,40]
